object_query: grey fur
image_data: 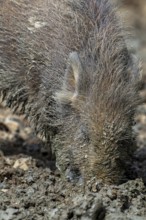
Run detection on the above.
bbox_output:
[0,0,142,184]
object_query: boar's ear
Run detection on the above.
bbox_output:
[55,52,84,104]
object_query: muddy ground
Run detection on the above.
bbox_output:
[0,1,146,220]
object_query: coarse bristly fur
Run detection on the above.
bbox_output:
[0,0,142,184]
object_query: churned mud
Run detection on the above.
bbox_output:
[0,1,146,220]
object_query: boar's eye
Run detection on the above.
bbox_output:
[117,138,132,148]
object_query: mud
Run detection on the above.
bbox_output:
[0,0,146,219]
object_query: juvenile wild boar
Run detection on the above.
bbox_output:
[0,0,142,184]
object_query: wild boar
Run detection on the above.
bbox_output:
[0,0,142,184]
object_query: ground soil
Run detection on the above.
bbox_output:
[0,1,146,220]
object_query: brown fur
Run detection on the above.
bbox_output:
[0,0,142,184]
